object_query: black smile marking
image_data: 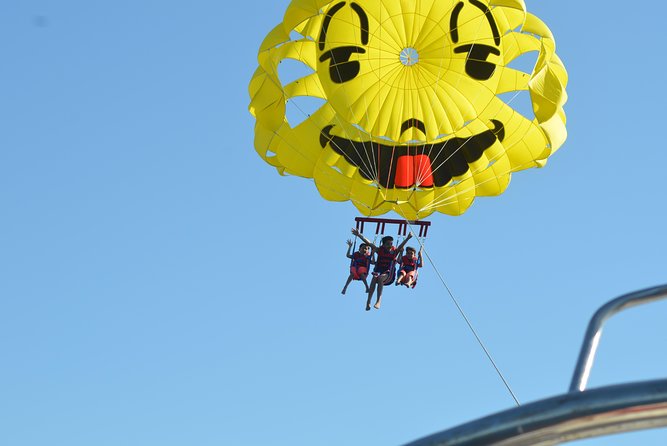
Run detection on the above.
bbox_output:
[319,120,505,189]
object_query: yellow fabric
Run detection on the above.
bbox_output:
[249,0,568,220]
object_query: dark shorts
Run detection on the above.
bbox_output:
[372,270,393,285]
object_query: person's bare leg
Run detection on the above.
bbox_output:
[404,272,414,287]
[374,273,388,309]
[366,277,377,311]
[341,274,354,294]
[395,272,405,286]
[361,275,369,292]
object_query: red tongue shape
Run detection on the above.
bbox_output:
[395,154,434,188]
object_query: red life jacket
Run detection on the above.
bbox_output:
[401,255,417,270]
[374,246,396,272]
[352,252,370,268]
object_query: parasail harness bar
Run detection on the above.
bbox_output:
[354,217,431,238]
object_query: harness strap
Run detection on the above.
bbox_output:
[349,235,358,267]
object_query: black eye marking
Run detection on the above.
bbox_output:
[318,2,370,83]
[350,2,369,45]
[454,44,501,80]
[450,1,502,80]
[469,0,501,46]
[319,2,346,51]
[319,46,366,83]
[450,2,465,43]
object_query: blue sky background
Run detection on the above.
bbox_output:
[1,1,666,445]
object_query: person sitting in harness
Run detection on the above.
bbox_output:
[341,239,373,295]
[395,245,423,288]
[351,228,412,311]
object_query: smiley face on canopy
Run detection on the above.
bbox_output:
[249,0,567,220]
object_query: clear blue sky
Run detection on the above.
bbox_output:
[1,1,666,445]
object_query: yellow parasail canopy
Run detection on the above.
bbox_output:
[249,0,568,220]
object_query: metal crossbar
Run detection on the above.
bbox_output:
[354,217,431,238]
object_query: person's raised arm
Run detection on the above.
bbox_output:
[345,239,354,259]
[395,232,413,253]
[351,228,377,251]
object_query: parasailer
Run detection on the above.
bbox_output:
[341,239,373,295]
[352,228,413,310]
[396,246,424,288]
